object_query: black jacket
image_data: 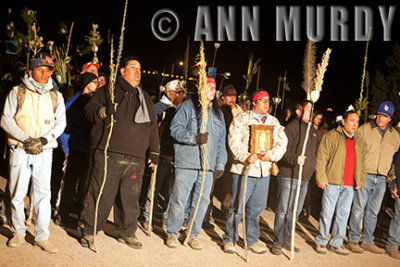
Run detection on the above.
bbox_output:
[84,76,159,159]
[278,118,319,180]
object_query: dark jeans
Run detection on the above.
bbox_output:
[59,149,90,217]
[82,151,144,238]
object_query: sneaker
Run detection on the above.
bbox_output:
[284,245,301,253]
[360,242,385,254]
[35,240,59,254]
[249,241,267,254]
[328,245,349,256]
[80,235,94,248]
[348,242,364,254]
[166,236,179,248]
[117,236,142,249]
[386,246,400,259]
[188,238,203,250]
[223,242,235,254]
[271,246,282,255]
[315,244,327,254]
[7,235,25,248]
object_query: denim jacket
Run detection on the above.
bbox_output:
[170,99,227,172]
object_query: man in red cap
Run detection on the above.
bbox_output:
[222,90,288,254]
[166,77,227,250]
[81,62,100,76]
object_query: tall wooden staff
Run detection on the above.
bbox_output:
[290,47,331,261]
[241,164,251,263]
[147,164,158,236]
[92,0,128,253]
[183,41,209,245]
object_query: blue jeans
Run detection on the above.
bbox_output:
[315,184,354,248]
[223,173,270,247]
[349,174,386,244]
[8,148,53,242]
[273,177,309,248]
[387,197,400,248]
[167,168,213,239]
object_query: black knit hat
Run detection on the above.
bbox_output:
[79,72,98,91]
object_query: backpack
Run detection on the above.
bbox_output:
[16,86,58,113]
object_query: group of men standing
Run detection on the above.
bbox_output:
[1,53,400,262]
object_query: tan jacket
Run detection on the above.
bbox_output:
[316,126,366,187]
[357,121,400,176]
[8,86,58,149]
[228,110,288,177]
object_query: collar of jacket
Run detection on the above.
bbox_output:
[370,119,393,133]
[116,76,139,93]
[252,108,268,121]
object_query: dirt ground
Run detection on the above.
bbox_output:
[0,175,399,267]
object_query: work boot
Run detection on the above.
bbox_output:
[348,242,364,253]
[249,241,267,254]
[166,236,179,248]
[328,245,349,256]
[35,240,59,254]
[7,235,25,248]
[284,245,301,253]
[315,244,327,254]
[80,235,94,248]
[188,238,203,250]
[270,246,282,255]
[360,242,385,254]
[386,246,400,260]
[117,236,142,249]
[223,242,235,254]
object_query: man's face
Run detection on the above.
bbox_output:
[342,113,359,135]
[167,90,185,106]
[29,66,51,84]
[253,98,270,115]
[222,95,237,107]
[376,113,391,130]
[301,102,312,123]
[121,60,141,87]
[205,84,216,103]
[86,79,100,93]
[98,76,106,87]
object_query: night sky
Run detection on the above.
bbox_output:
[2,0,400,114]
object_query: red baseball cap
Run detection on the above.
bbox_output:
[253,91,270,102]
[81,62,100,73]
[207,77,216,86]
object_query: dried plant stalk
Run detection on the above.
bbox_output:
[314,48,332,92]
[301,39,316,96]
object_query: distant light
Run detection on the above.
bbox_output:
[179,61,184,66]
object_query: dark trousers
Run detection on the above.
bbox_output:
[59,149,90,217]
[82,151,144,238]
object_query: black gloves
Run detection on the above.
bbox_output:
[106,102,117,116]
[23,137,47,155]
[149,153,159,165]
[213,170,224,179]
[196,133,209,145]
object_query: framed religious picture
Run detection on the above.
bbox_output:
[249,125,274,156]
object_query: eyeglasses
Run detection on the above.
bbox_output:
[256,98,270,104]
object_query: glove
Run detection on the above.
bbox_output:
[195,133,209,145]
[23,138,44,155]
[213,170,224,179]
[106,102,117,116]
[149,153,159,165]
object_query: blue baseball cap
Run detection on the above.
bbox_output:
[377,101,394,118]
[29,57,54,71]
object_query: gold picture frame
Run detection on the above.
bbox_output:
[249,125,274,156]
